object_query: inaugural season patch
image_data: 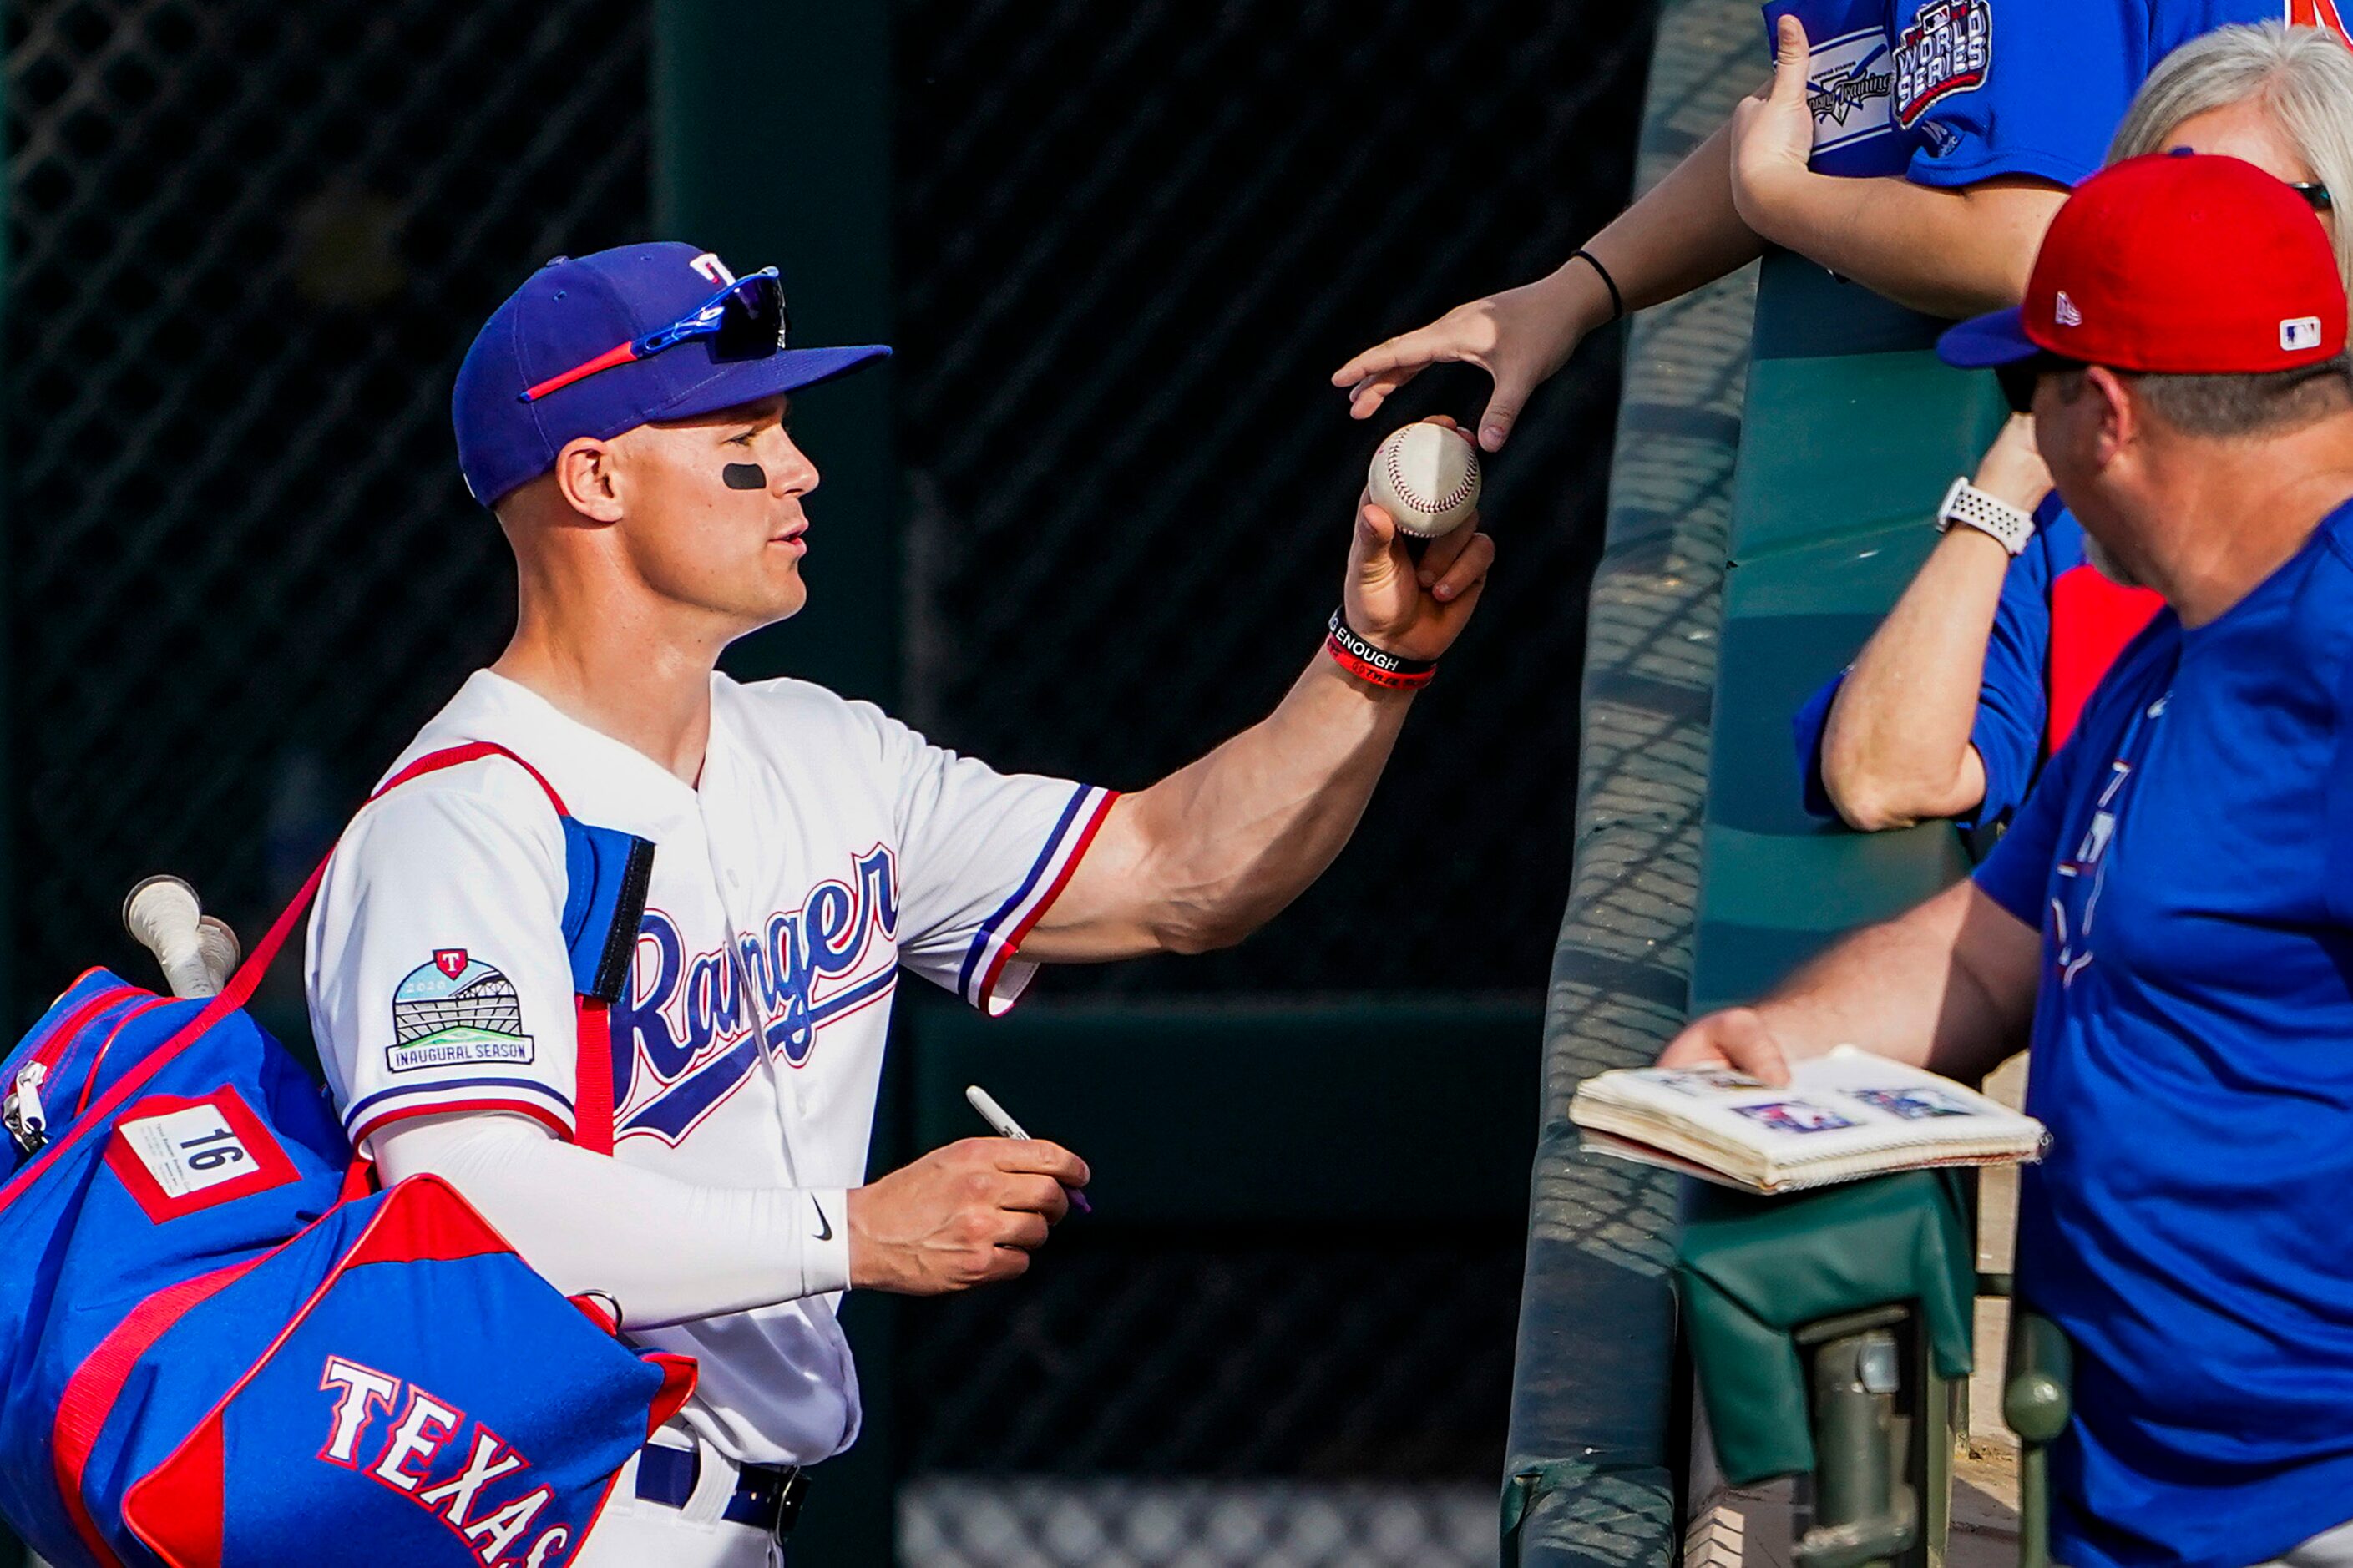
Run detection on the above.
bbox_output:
[1893,0,1990,129]
[388,948,534,1073]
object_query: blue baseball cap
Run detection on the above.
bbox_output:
[453,242,890,507]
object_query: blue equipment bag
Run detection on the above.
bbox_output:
[0,743,688,1568]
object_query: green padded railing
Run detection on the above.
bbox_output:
[1677,251,2008,1566]
[1692,252,2006,1016]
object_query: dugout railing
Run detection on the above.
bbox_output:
[1501,0,2034,1556]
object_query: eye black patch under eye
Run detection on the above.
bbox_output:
[722,462,767,490]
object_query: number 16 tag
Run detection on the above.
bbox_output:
[105,1089,300,1224]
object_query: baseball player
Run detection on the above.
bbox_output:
[1333,0,2351,456]
[302,244,1495,1566]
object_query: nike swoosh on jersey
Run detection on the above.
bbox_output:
[811,1197,833,1242]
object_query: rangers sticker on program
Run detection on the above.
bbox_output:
[388,949,534,1072]
[1894,0,1991,128]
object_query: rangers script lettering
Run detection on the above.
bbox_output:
[614,847,900,1143]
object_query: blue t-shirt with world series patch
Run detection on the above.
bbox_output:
[1971,496,2353,1567]
[1762,0,2324,184]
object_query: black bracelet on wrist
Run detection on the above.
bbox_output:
[1571,249,1625,323]
[1325,608,1436,690]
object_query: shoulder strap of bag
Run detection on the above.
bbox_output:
[13,745,595,1198]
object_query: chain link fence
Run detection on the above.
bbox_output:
[896,0,1652,999]
[891,1,1651,1560]
[7,0,654,1017]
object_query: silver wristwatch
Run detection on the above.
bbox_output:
[1936,476,2036,556]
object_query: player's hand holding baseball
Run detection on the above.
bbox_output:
[846,1136,1091,1294]
[1346,417,1496,665]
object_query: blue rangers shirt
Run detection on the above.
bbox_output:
[1764,0,2346,182]
[1972,496,2353,1566]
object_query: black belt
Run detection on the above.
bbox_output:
[635,1442,808,1539]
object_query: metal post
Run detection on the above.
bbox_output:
[654,0,897,706]
[1796,1324,1919,1568]
[651,10,899,1560]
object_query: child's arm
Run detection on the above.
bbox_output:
[1333,113,1762,454]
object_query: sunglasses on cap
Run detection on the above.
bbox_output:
[519,267,790,403]
[1995,351,2091,415]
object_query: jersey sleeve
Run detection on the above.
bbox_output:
[1897,0,2146,191]
[854,703,1116,1015]
[1790,669,1848,822]
[1961,509,2061,831]
[304,767,580,1157]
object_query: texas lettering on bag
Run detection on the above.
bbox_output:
[318,1356,575,1566]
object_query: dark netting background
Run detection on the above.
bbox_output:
[6,0,652,1024]
[895,0,1651,999]
[898,1229,1526,1477]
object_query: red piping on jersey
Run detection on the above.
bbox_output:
[349,1095,574,1156]
[975,791,1119,1010]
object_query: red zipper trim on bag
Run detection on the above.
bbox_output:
[76,997,178,1117]
[18,982,140,1097]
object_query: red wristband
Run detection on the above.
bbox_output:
[1325,609,1435,690]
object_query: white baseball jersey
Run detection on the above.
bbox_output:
[304,669,1113,1465]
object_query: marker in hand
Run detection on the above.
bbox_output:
[965,1084,1091,1216]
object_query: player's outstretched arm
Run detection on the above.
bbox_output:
[1333,114,1764,452]
[1025,443,1495,962]
[1729,15,2066,321]
[1659,878,2040,1085]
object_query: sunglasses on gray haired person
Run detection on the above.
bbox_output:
[2290,181,2332,214]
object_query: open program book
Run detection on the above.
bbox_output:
[1571,1047,2046,1195]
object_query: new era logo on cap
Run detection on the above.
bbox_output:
[2283,316,2325,353]
[2055,291,2082,328]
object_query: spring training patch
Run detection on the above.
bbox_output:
[1893,0,1991,129]
[387,948,534,1073]
[1804,26,1897,159]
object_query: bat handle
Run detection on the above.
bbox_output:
[124,875,220,999]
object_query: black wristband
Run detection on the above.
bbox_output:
[1326,608,1435,690]
[1572,249,1625,323]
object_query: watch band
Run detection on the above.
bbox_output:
[1936,476,2037,556]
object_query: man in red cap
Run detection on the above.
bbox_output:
[1661,154,2353,1566]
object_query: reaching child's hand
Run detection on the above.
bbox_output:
[1331,270,1606,453]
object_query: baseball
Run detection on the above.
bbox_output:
[1368,421,1482,539]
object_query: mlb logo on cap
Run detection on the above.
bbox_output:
[1939,153,2348,377]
